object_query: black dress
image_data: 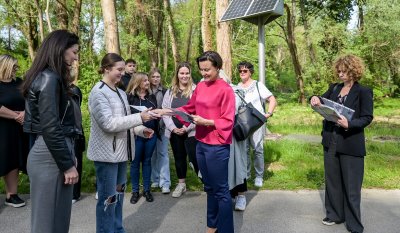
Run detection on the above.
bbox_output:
[0,78,29,175]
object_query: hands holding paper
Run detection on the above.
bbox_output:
[337,115,349,129]
[310,96,321,107]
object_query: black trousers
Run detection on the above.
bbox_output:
[230,179,247,198]
[170,133,199,179]
[73,137,84,200]
[324,137,364,233]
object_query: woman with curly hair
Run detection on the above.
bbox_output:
[310,54,373,233]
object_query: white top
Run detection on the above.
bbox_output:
[238,80,273,114]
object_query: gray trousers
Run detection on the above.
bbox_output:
[27,136,75,233]
[246,125,265,178]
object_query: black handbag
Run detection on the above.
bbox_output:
[233,91,267,141]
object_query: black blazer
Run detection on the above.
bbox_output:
[319,82,373,157]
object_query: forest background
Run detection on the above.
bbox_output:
[0,0,399,192]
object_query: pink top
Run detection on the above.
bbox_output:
[178,78,235,145]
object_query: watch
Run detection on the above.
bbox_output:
[266,112,273,117]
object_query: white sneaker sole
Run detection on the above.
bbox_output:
[5,202,26,208]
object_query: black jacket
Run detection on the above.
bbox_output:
[319,82,373,156]
[23,69,77,171]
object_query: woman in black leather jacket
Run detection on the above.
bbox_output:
[22,30,80,233]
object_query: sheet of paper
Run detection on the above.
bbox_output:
[130,105,148,112]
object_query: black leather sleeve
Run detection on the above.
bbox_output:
[37,73,75,172]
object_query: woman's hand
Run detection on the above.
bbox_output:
[140,109,158,122]
[337,115,349,129]
[152,108,174,116]
[192,115,213,126]
[64,166,79,185]
[15,111,24,125]
[143,128,154,138]
[310,96,321,107]
[172,127,185,135]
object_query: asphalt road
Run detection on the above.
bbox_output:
[1,190,399,233]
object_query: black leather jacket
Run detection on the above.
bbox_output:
[23,69,77,171]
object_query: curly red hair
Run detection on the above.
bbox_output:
[333,55,365,81]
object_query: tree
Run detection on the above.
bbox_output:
[201,0,213,51]
[101,0,120,54]
[216,0,232,78]
[164,0,180,70]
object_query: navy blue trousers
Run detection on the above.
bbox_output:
[196,141,234,233]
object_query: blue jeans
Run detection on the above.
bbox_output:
[131,135,157,192]
[94,161,127,233]
[196,141,234,233]
[151,134,171,188]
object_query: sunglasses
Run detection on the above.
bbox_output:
[238,69,249,74]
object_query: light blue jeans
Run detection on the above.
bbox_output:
[151,134,171,188]
[246,125,265,179]
[94,161,127,233]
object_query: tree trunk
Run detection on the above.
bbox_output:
[216,0,232,79]
[71,0,83,35]
[299,0,319,80]
[284,3,306,105]
[33,0,44,42]
[186,21,194,62]
[101,0,120,54]
[45,0,53,32]
[357,0,365,31]
[136,0,157,67]
[56,0,69,29]
[164,0,180,70]
[163,26,169,80]
[201,0,213,51]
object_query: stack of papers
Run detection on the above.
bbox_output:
[312,98,355,122]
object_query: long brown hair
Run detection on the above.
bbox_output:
[22,30,79,96]
[171,62,194,98]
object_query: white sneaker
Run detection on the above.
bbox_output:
[151,182,159,188]
[172,183,186,198]
[254,177,263,187]
[235,195,246,211]
[162,186,170,194]
[95,192,98,200]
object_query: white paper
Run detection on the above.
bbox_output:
[130,105,148,112]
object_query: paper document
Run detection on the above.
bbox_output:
[169,108,194,123]
[312,98,355,122]
[130,105,148,112]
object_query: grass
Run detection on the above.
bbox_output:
[1,98,400,194]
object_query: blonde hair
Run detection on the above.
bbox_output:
[333,54,365,81]
[171,62,194,98]
[126,72,149,95]
[0,55,17,81]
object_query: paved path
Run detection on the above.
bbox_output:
[1,189,399,233]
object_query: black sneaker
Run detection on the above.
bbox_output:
[5,194,26,208]
[130,192,140,204]
[322,217,342,226]
[143,191,154,202]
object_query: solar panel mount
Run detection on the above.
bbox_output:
[220,0,284,25]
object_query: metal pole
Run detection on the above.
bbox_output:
[258,16,266,85]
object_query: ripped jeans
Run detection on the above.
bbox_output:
[94,161,127,233]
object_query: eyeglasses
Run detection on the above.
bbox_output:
[238,69,249,74]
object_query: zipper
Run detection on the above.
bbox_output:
[61,100,70,125]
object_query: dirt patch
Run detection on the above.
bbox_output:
[374,116,400,125]
[283,134,321,143]
[266,162,286,172]
[264,133,283,141]
[371,136,400,143]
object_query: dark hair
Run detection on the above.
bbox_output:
[22,30,79,96]
[125,59,136,64]
[99,53,125,74]
[196,51,223,69]
[237,61,255,74]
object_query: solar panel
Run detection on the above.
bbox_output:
[246,0,278,17]
[220,0,283,25]
[220,0,253,22]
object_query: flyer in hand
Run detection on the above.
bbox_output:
[168,108,194,123]
[312,97,355,122]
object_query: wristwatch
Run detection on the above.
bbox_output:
[266,112,273,117]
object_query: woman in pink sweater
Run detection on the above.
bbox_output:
[178,51,236,233]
